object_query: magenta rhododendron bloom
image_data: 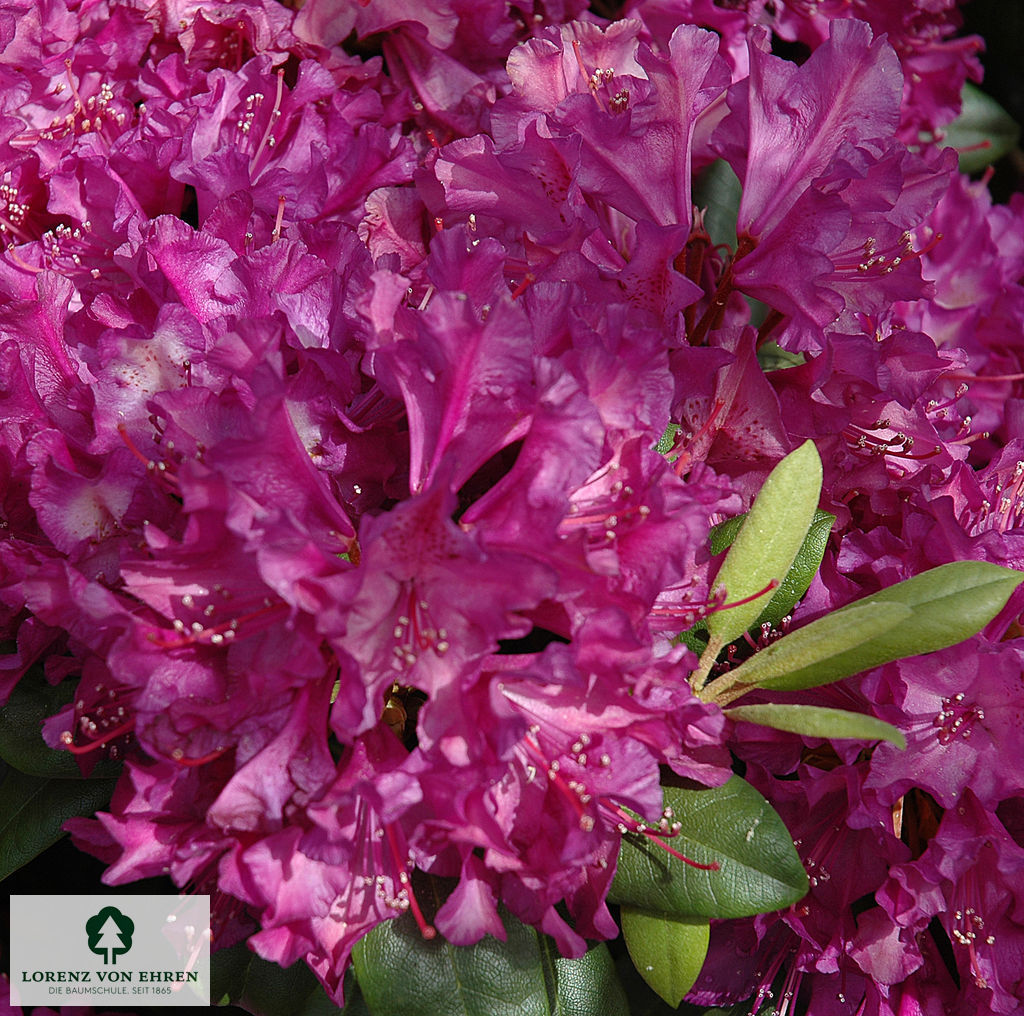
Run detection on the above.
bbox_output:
[2,1,1023,1014]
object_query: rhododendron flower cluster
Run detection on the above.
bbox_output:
[1,0,1022,1013]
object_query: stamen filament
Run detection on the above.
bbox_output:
[383,824,436,940]
[61,718,135,755]
[604,804,719,870]
[251,69,285,172]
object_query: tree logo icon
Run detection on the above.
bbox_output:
[85,906,135,965]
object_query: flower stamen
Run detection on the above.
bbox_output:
[59,681,137,759]
[383,823,436,940]
[603,802,719,870]
[251,68,285,172]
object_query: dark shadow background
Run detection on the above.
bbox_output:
[963,0,1024,199]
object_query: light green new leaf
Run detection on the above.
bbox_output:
[621,908,708,1008]
[709,601,909,701]
[710,509,835,633]
[727,561,1022,695]
[608,778,807,920]
[706,441,822,649]
[944,82,1020,174]
[679,508,833,661]
[725,704,906,749]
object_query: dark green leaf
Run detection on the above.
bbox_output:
[552,942,631,1016]
[705,442,822,650]
[609,777,807,920]
[725,561,1023,694]
[354,912,544,1016]
[692,159,741,249]
[944,82,1021,173]
[657,423,682,455]
[353,901,628,1016]
[709,509,834,632]
[708,516,744,557]
[743,296,770,329]
[0,765,117,880]
[0,676,119,779]
[211,939,356,1015]
[674,623,709,655]
[620,908,708,1008]
[725,704,906,749]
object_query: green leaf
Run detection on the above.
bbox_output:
[608,777,807,920]
[353,903,628,1016]
[553,942,631,1016]
[756,342,805,372]
[711,601,910,700]
[0,764,117,880]
[726,561,1023,694]
[680,508,832,662]
[725,704,906,749]
[0,676,120,779]
[705,442,822,649]
[656,423,681,455]
[211,940,357,1015]
[674,623,709,655]
[944,82,1021,174]
[755,510,834,630]
[710,509,834,632]
[708,516,745,557]
[620,908,708,1008]
[692,159,742,249]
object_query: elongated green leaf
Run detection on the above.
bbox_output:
[609,778,807,920]
[712,601,910,700]
[682,507,832,662]
[755,509,833,630]
[0,676,119,779]
[706,442,822,647]
[944,82,1021,174]
[710,509,834,631]
[725,704,906,749]
[730,561,1023,694]
[620,908,708,1008]
[353,903,628,1016]
[212,941,359,1015]
[0,765,117,880]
